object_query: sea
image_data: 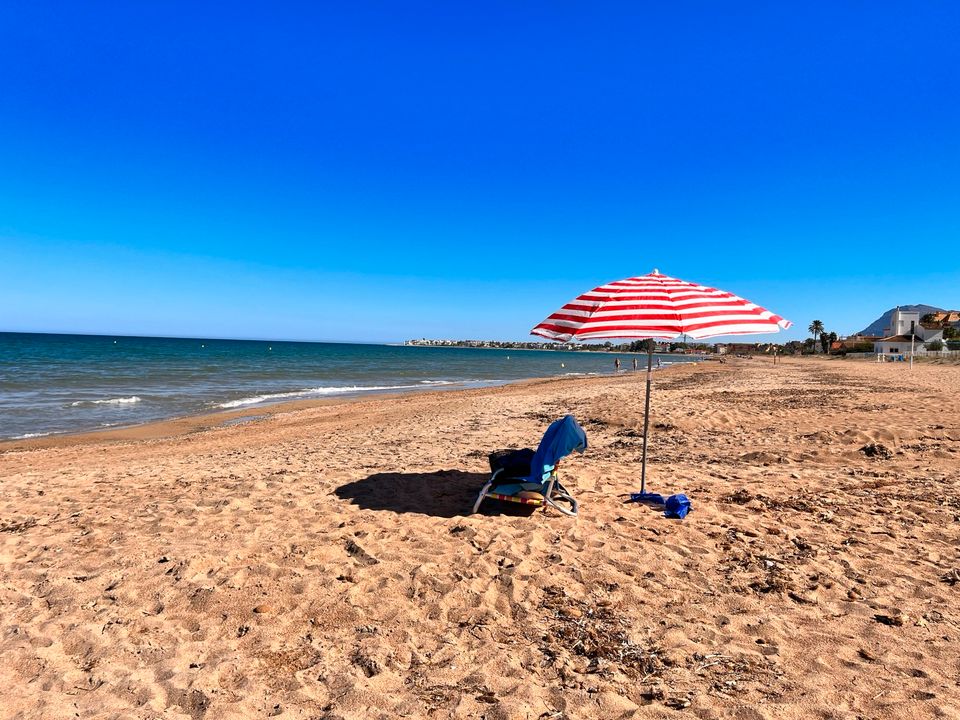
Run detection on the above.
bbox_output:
[0,332,701,440]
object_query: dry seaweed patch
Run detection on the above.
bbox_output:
[349,648,382,678]
[0,516,38,533]
[535,586,667,678]
[721,488,818,514]
[693,387,851,410]
[403,672,496,713]
[712,522,824,600]
[860,442,892,459]
[816,372,914,395]
[533,586,786,709]
[717,545,801,597]
[687,650,784,699]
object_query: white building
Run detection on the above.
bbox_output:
[873,333,924,356]
[873,308,943,355]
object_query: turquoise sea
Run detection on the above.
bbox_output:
[0,333,700,439]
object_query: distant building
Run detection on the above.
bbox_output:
[833,334,881,352]
[926,310,960,326]
[873,308,943,354]
[844,334,882,344]
[715,342,776,355]
[874,333,926,355]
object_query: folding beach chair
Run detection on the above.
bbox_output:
[471,415,587,517]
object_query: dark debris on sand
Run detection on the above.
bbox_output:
[859,442,893,459]
[535,585,667,678]
[528,585,786,710]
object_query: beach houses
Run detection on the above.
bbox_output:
[873,308,944,355]
[927,310,960,326]
[715,342,779,355]
[833,334,881,352]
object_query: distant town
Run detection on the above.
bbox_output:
[405,337,785,355]
[404,338,711,353]
[405,306,960,357]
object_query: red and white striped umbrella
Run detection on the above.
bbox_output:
[531,269,791,497]
[531,269,791,341]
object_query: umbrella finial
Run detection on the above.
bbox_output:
[652,268,660,275]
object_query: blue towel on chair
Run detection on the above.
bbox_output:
[526,415,587,483]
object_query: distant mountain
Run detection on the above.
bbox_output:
[857,305,944,336]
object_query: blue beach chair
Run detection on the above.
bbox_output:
[472,415,587,517]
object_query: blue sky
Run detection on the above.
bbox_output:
[1,2,958,342]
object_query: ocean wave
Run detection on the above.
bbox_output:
[217,383,453,409]
[11,431,54,439]
[70,396,142,407]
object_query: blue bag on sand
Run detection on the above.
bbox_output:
[627,491,692,520]
[664,493,692,519]
[629,491,666,506]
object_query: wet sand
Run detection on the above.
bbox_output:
[1,358,958,719]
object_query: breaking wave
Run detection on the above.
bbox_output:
[217,382,471,409]
[70,396,142,407]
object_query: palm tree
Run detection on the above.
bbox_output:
[808,320,825,354]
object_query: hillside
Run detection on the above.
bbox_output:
[857,304,944,336]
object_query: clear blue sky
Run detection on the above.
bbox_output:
[2,3,958,342]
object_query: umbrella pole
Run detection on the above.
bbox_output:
[640,346,654,494]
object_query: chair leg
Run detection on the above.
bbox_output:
[545,493,578,517]
[471,481,492,514]
[545,478,578,517]
[471,469,502,514]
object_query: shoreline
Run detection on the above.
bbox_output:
[0,355,889,451]
[0,334,705,449]
[0,364,686,453]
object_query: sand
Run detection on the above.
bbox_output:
[1,358,958,719]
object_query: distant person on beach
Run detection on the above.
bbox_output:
[632,357,638,371]
[614,357,621,372]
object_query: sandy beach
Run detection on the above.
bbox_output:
[1,358,958,719]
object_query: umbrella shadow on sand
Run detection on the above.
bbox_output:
[335,470,534,518]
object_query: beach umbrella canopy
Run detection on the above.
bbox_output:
[531,269,791,494]
[531,269,791,342]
